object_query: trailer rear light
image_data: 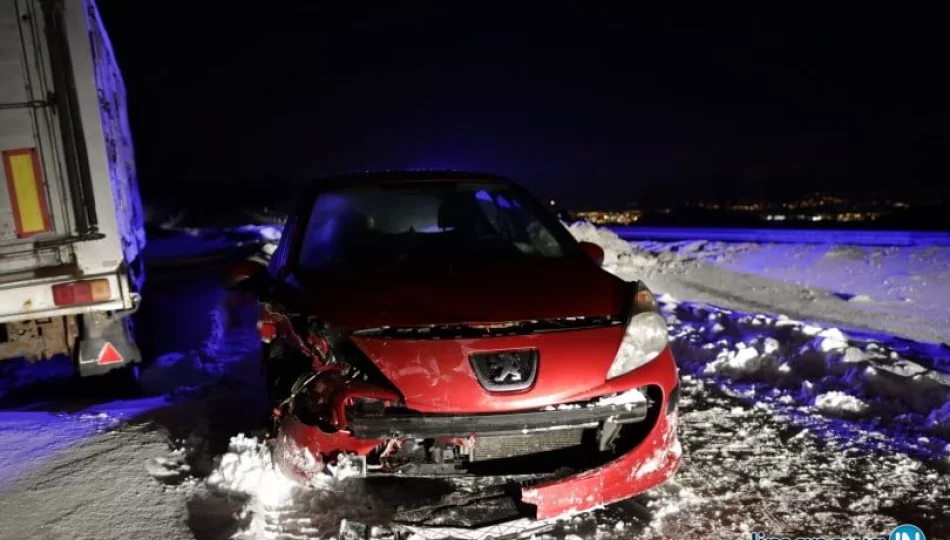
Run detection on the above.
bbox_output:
[52,279,111,307]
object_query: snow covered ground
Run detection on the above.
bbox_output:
[1,222,948,540]
[612,226,950,247]
[576,223,950,345]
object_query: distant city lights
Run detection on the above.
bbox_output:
[568,192,909,225]
[571,210,642,225]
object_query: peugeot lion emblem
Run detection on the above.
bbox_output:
[470,350,539,392]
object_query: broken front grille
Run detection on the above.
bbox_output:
[467,430,584,462]
[346,393,651,439]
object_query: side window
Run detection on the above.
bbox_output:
[270,213,297,275]
[298,193,361,270]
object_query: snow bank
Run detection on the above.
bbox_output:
[664,294,950,459]
[207,435,295,504]
[571,222,945,345]
[817,328,849,352]
[814,391,869,417]
[566,221,662,276]
[201,435,304,540]
[623,231,950,344]
[703,344,764,376]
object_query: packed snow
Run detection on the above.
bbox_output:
[620,229,950,345]
[1,221,949,540]
[814,391,870,417]
[592,388,648,408]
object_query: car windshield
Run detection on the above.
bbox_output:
[298,182,573,270]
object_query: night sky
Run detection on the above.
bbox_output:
[96,3,946,211]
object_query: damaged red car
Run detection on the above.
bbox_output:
[230,171,681,525]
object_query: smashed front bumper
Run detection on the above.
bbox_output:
[522,399,680,519]
[346,393,650,439]
[276,349,682,523]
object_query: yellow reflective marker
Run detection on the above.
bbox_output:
[2,148,52,237]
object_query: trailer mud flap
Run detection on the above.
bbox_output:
[76,312,140,376]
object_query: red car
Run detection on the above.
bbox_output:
[231,171,681,525]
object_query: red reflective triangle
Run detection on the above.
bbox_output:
[97,342,124,365]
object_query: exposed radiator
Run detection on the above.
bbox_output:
[469,429,584,461]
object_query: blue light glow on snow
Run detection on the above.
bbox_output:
[667,297,950,464]
[0,396,167,488]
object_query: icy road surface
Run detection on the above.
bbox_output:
[0,224,948,540]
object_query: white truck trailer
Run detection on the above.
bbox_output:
[0,0,146,376]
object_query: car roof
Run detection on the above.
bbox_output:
[306,170,517,192]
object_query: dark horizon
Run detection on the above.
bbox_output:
[96,3,946,212]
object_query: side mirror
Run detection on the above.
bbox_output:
[224,259,271,293]
[578,241,605,266]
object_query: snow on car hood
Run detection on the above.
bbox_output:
[296,256,628,329]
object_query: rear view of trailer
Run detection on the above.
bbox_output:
[0,0,146,376]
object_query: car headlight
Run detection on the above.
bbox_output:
[606,287,669,380]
